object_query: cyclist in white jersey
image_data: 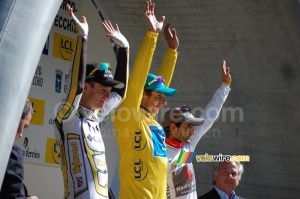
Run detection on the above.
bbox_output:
[54,5,129,199]
[162,61,232,199]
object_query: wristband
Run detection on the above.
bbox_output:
[222,81,230,87]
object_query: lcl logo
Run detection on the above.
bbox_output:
[53,32,76,62]
[134,159,148,181]
[133,130,147,151]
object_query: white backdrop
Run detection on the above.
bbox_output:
[14,1,121,198]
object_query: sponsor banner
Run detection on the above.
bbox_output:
[31,66,44,88]
[45,138,60,165]
[54,1,79,34]
[53,32,76,62]
[28,97,45,126]
[21,137,42,163]
[55,69,63,93]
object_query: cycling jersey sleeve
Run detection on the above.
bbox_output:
[157,48,178,88]
[55,36,87,133]
[189,83,231,151]
[97,47,129,122]
[111,47,129,99]
[116,31,158,115]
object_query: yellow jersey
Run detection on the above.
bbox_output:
[113,30,178,199]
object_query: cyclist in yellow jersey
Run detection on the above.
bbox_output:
[113,1,179,198]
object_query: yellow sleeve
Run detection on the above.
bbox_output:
[117,31,158,114]
[157,48,178,87]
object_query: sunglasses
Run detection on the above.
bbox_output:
[85,63,111,80]
[171,104,191,124]
[145,76,165,87]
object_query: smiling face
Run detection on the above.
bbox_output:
[81,82,112,111]
[141,90,167,115]
[213,161,240,197]
[170,122,195,144]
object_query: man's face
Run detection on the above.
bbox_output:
[83,82,112,110]
[15,111,32,140]
[170,122,195,144]
[213,161,240,196]
[141,90,167,114]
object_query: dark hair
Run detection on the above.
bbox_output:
[164,122,182,138]
[144,89,153,96]
[87,81,96,88]
[21,98,33,121]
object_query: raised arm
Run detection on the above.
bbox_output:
[55,5,88,125]
[222,60,232,86]
[157,23,179,87]
[190,61,231,150]
[117,0,165,112]
[102,20,129,99]
[145,0,165,33]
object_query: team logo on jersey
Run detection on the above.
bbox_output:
[53,32,76,62]
[134,159,148,181]
[149,125,167,158]
[71,142,82,174]
[133,130,147,151]
[76,176,84,187]
[182,165,193,181]
[87,134,93,142]
[86,134,103,143]
[172,164,195,197]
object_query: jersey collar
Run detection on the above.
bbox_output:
[165,138,184,149]
[140,106,155,120]
[78,104,97,120]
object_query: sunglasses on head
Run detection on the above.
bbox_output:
[85,63,111,80]
[145,76,165,87]
[171,104,191,124]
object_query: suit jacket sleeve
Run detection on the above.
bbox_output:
[0,144,26,199]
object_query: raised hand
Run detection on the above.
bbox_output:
[164,23,179,50]
[222,60,231,85]
[102,20,129,48]
[144,0,165,33]
[67,4,88,36]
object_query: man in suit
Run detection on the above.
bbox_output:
[0,98,38,199]
[198,161,245,199]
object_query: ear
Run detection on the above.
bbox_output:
[169,123,178,138]
[141,91,147,101]
[213,173,217,182]
[84,82,89,92]
[170,123,177,131]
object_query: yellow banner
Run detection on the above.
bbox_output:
[53,32,76,62]
[28,97,45,126]
[45,138,60,164]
